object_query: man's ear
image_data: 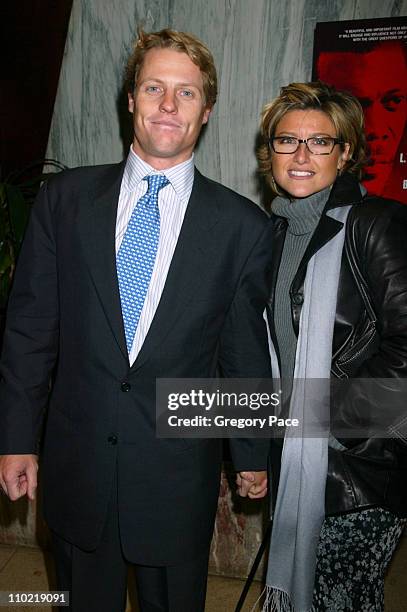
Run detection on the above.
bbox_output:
[202,106,211,126]
[128,92,135,114]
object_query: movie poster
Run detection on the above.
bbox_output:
[313,17,407,204]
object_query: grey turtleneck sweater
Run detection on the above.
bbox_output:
[271,187,331,384]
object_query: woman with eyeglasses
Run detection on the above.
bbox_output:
[257,81,407,611]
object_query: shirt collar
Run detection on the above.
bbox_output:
[122,146,195,202]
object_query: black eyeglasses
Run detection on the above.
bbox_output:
[270,136,344,155]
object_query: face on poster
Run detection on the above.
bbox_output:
[316,41,407,203]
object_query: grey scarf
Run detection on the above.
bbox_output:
[261,204,352,612]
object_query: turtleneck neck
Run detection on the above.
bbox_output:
[271,186,331,236]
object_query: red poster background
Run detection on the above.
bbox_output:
[313,17,407,204]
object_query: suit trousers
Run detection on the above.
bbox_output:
[51,469,210,612]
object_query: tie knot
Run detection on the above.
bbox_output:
[144,174,170,196]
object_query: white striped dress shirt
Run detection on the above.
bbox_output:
[116,147,194,365]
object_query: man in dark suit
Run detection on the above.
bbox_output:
[0,29,271,611]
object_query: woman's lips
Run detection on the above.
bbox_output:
[287,169,315,179]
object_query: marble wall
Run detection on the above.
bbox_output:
[46,0,407,204]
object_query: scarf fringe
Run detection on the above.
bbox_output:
[250,586,293,612]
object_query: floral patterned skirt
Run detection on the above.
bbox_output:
[312,508,406,612]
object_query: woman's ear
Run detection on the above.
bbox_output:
[338,143,351,171]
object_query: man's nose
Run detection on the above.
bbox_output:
[293,141,310,163]
[159,89,177,113]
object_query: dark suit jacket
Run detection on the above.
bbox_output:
[0,162,272,564]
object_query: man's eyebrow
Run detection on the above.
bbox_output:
[138,77,201,88]
[137,77,164,85]
[382,88,404,96]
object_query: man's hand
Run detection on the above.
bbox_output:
[0,455,38,501]
[236,470,267,499]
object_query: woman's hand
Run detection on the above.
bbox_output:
[236,470,267,499]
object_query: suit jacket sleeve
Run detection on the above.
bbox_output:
[218,221,273,471]
[0,180,59,454]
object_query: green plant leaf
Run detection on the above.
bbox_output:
[0,273,11,311]
[0,158,66,310]
[0,243,13,274]
[5,184,31,249]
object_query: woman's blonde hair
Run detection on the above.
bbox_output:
[258,81,367,197]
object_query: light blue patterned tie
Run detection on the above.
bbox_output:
[116,174,169,353]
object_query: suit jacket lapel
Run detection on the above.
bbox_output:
[80,165,221,370]
[131,169,220,371]
[79,162,128,361]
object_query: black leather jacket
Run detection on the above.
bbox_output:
[268,173,407,517]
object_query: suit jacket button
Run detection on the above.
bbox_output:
[108,435,118,445]
[121,381,131,392]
